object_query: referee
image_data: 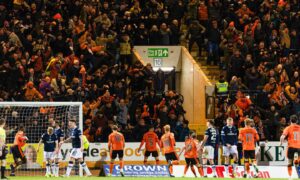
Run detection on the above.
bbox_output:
[0,118,8,179]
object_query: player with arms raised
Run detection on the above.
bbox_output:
[160,125,179,177]
[179,131,198,177]
[280,115,300,180]
[138,126,160,165]
[0,119,8,179]
[108,125,125,177]
[53,121,64,176]
[200,119,218,177]
[239,118,260,178]
[221,117,238,177]
[60,119,91,177]
[37,127,58,177]
[10,126,28,176]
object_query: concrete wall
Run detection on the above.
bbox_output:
[180,47,212,134]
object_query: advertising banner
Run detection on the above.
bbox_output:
[256,142,288,165]
[5,142,185,169]
[173,165,299,178]
[5,141,290,169]
[59,142,186,162]
[6,144,44,169]
[103,165,170,177]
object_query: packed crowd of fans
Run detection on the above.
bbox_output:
[212,0,300,141]
[0,0,190,142]
[0,0,299,142]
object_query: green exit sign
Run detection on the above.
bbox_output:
[147,48,169,58]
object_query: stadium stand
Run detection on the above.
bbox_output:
[0,0,299,144]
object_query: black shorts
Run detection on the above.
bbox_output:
[243,150,255,160]
[0,146,8,160]
[196,158,201,163]
[287,148,300,160]
[111,150,124,159]
[145,150,158,157]
[165,152,178,161]
[185,158,197,165]
[11,145,26,162]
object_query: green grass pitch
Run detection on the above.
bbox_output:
[7,177,289,180]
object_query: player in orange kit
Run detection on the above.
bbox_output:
[10,127,28,176]
[194,138,204,177]
[108,125,125,177]
[179,131,201,177]
[160,125,179,177]
[280,115,300,180]
[138,126,160,165]
[239,118,260,178]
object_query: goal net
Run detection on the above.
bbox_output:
[0,102,83,176]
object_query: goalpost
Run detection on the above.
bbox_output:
[0,102,83,177]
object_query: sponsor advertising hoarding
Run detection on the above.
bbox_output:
[103,165,170,177]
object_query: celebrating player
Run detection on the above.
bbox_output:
[160,125,179,177]
[239,118,260,178]
[10,126,28,176]
[108,125,125,177]
[179,131,198,177]
[280,115,300,180]
[37,127,58,177]
[53,121,64,177]
[0,119,8,179]
[200,119,218,178]
[221,117,238,177]
[60,119,91,177]
[138,126,160,165]
[195,138,204,177]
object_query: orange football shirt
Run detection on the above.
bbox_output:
[160,132,176,154]
[283,124,300,148]
[184,138,197,158]
[108,132,125,151]
[239,127,259,150]
[141,131,160,151]
[14,131,27,147]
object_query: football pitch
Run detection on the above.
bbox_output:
[7,177,289,180]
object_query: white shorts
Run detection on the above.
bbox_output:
[202,146,215,160]
[223,145,238,157]
[70,148,83,159]
[44,151,55,160]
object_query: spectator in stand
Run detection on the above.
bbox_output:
[186,20,206,57]
[198,1,208,28]
[25,82,43,101]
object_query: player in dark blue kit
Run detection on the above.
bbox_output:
[53,121,64,177]
[221,117,238,177]
[37,127,58,177]
[200,119,219,177]
[60,119,91,177]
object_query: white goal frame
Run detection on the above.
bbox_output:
[0,101,83,131]
[0,101,83,176]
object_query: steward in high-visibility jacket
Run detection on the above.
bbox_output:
[215,75,228,94]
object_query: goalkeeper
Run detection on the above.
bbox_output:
[10,126,28,176]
